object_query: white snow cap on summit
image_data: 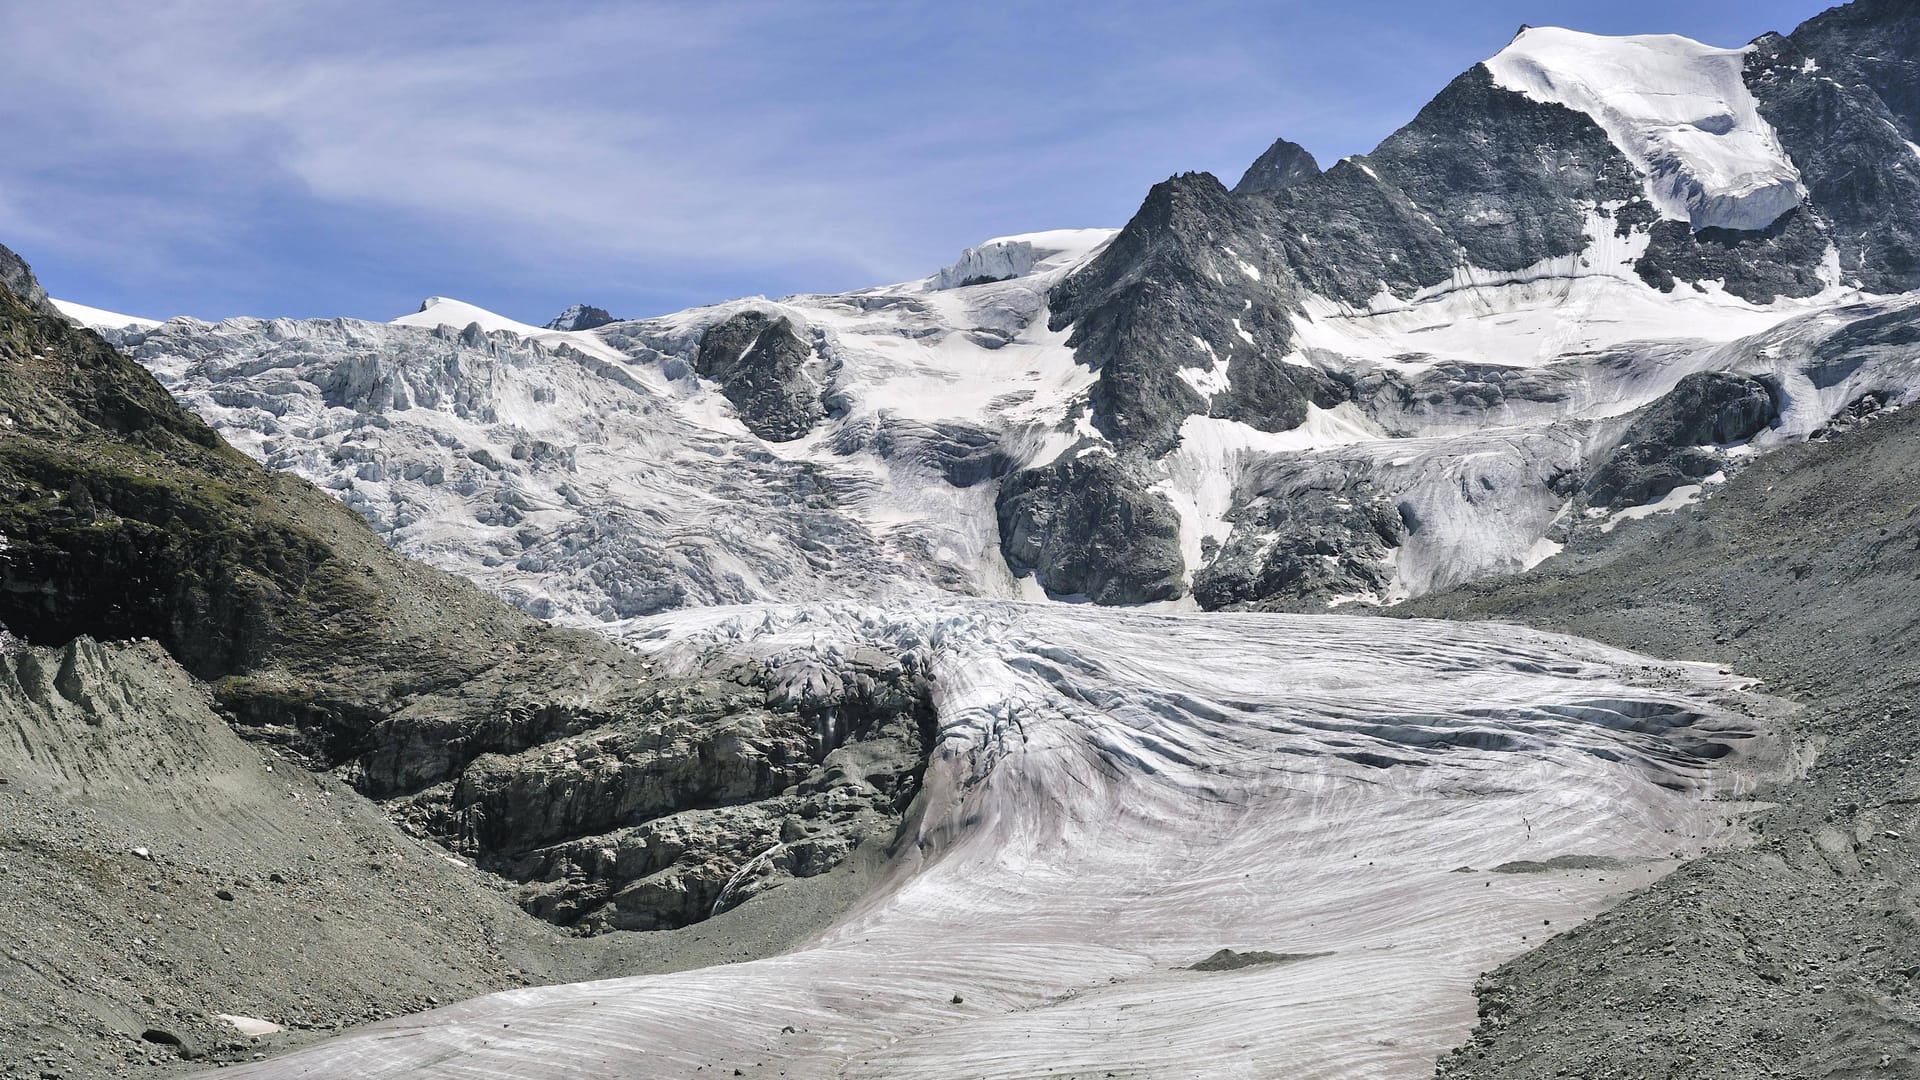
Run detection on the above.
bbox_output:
[389,296,545,337]
[1485,27,1803,233]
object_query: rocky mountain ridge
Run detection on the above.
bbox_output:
[87,3,1920,623]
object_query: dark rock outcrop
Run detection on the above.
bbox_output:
[1194,477,1405,610]
[398,649,936,932]
[1233,137,1320,196]
[996,452,1185,603]
[546,304,619,332]
[1586,372,1778,508]
[1333,65,1646,290]
[1048,172,1340,455]
[694,310,827,442]
[0,241,52,316]
[1743,9,1920,297]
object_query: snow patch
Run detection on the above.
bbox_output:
[1598,482,1710,532]
[391,296,547,337]
[218,1015,283,1037]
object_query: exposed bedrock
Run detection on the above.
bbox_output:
[1744,6,1920,298]
[1193,478,1406,610]
[1633,212,1833,303]
[996,452,1186,604]
[0,239,53,316]
[377,646,936,933]
[545,303,618,332]
[694,310,827,442]
[1586,371,1779,508]
[1316,64,1646,290]
[1047,171,1342,455]
[1232,136,1320,196]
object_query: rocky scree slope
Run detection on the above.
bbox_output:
[1403,395,1920,1078]
[0,256,941,1077]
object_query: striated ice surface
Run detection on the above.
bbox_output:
[212,599,1783,1079]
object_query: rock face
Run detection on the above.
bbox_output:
[1231,137,1320,196]
[1272,64,1647,304]
[1048,172,1339,454]
[546,304,619,331]
[0,240,52,315]
[1586,372,1778,507]
[693,310,827,442]
[1194,480,1406,610]
[1745,5,1920,298]
[389,648,934,933]
[996,453,1185,603]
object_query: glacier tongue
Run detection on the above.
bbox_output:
[1485,28,1804,232]
[215,599,1781,1079]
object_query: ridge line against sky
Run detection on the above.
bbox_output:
[1,0,1830,325]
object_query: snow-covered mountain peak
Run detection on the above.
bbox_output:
[1485,26,1804,232]
[930,228,1115,290]
[391,295,547,336]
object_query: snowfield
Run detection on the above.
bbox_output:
[1485,28,1804,232]
[214,600,1783,1079]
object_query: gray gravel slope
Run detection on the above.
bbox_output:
[1402,405,1920,1078]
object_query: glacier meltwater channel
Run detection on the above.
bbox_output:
[214,601,1783,1079]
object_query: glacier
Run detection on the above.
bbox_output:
[210,599,1783,1079]
[109,217,1891,623]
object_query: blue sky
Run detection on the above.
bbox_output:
[2,0,1833,324]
